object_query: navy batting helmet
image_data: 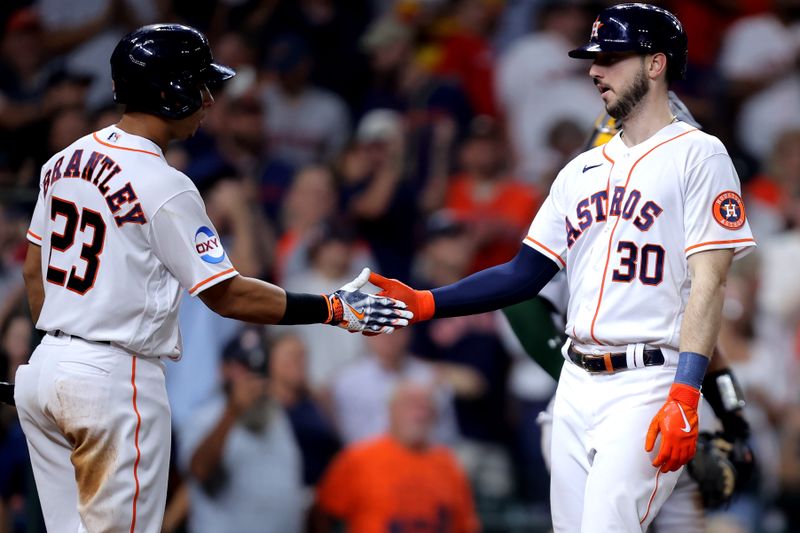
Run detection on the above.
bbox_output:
[568,3,688,81]
[111,24,235,120]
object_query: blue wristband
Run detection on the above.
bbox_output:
[674,351,709,390]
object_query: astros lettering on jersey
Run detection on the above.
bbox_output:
[26,126,238,359]
[524,121,755,350]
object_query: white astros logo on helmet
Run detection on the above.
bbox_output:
[591,17,604,40]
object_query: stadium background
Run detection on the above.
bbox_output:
[0,0,799,531]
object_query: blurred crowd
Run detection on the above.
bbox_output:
[0,0,799,532]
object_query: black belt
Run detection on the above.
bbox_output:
[567,344,664,374]
[49,330,111,345]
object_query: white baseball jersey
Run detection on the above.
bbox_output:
[524,121,755,349]
[26,125,238,358]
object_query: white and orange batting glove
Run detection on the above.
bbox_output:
[327,268,413,334]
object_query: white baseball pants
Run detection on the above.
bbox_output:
[15,333,171,532]
[550,358,685,532]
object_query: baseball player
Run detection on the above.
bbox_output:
[13,24,410,533]
[500,95,755,532]
[369,3,756,531]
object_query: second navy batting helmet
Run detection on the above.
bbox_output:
[111,24,235,120]
[568,3,688,81]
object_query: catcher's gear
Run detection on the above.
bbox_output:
[0,382,14,406]
[111,24,235,119]
[728,434,756,492]
[327,268,413,334]
[688,432,754,508]
[368,272,435,324]
[645,383,700,472]
[569,3,688,81]
[702,368,750,440]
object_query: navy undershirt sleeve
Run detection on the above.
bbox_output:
[432,245,561,318]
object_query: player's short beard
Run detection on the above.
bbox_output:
[606,64,649,121]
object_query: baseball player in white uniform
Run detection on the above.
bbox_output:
[368,4,756,531]
[15,24,410,532]
[503,92,755,532]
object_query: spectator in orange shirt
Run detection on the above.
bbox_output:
[313,381,480,533]
[445,118,541,272]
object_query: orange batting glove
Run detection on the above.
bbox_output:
[368,272,435,324]
[645,383,701,473]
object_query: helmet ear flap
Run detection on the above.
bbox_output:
[160,79,203,119]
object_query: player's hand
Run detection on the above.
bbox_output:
[368,272,435,324]
[645,383,701,472]
[327,268,413,334]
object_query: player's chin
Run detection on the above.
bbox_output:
[180,121,204,140]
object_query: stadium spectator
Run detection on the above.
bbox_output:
[34,0,164,109]
[0,8,60,177]
[718,1,800,162]
[268,332,341,486]
[434,0,501,118]
[220,93,295,224]
[282,222,372,389]
[744,128,800,240]
[445,118,541,272]
[276,165,339,282]
[331,326,460,445]
[360,15,473,138]
[180,326,306,533]
[338,109,421,280]
[260,33,350,167]
[496,1,599,183]
[0,311,39,532]
[779,405,800,530]
[410,214,514,498]
[0,8,93,182]
[314,381,479,533]
[0,205,28,313]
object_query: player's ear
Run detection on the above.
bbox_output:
[646,53,668,81]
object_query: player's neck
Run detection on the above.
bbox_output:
[619,92,675,148]
[115,114,172,152]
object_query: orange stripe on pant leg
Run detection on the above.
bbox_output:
[639,469,661,525]
[130,357,142,533]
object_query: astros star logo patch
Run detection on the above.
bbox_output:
[712,191,746,230]
[591,17,604,40]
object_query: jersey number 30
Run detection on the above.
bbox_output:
[611,241,665,285]
[46,197,106,295]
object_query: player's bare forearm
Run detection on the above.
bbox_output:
[679,249,734,358]
[22,243,44,325]
[199,269,410,333]
[199,275,288,324]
